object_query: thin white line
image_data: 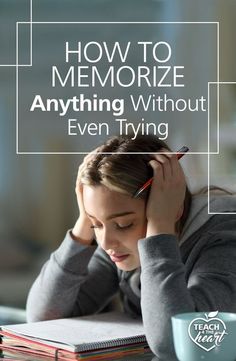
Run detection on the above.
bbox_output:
[209,81,236,84]
[208,212,236,215]
[201,24,219,213]
[16,0,32,154]
[209,81,236,155]
[217,22,220,154]
[16,21,32,66]
[208,121,210,214]
[30,0,32,65]
[17,21,219,24]
[16,23,19,154]
[207,22,220,180]
[208,81,210,213]
[208,81,210,154]
[0,64,31,67]
[17,152,220,155]
[217,83,219,153]
[208,82,236,213]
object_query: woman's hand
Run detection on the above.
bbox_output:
[146,150,186,237]
[71,154,96,245]
[72,184,95,245]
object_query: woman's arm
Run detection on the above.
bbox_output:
[26,151,120,322]
[138,233,193,360]
[140,152,236,359]
[26,231,119,322]
[138,218,236,360]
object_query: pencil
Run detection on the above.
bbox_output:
[133,146,189,198]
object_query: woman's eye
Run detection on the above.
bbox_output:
[90,223,133,230]
[116,223,133,230]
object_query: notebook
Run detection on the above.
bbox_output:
[0,311,150,360]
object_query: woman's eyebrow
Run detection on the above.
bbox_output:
[86,211,135,220]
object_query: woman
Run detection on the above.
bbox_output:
[26,134,236,360]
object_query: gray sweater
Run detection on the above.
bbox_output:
[26,194,236,360]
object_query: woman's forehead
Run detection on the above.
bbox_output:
[83,184,143,219]
[83,184,129,201]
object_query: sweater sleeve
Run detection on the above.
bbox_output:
[138,231,236,360]
[26,231,119,322]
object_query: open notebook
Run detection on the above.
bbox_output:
[0,311,150,360]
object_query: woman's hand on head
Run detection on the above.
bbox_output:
[72,183,95,245]
[71,154,97,245]
[146,149,186,237]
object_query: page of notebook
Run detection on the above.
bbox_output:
[1,312,145,352]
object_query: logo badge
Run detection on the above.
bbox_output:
[188,311,228,352]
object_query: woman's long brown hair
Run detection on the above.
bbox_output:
[78,134,192,235]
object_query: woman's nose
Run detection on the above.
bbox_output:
[100,229,118,250]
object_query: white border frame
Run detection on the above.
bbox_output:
[16,21,219,155]
[208,81,236,215]
[3,5,231,215]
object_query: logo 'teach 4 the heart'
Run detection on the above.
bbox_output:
[188,311,228,352]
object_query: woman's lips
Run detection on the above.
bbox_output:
[110,254,129,263]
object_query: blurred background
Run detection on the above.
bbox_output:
[0,0,236,310]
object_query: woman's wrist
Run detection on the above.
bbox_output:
[146,219,175,237]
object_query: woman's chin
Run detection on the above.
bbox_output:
[115,258,140,271]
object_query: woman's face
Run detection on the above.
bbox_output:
[83,185,147,271]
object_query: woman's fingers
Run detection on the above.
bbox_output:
[149,149,177,183]
[148,158,164,184]
[145,148,187,235]
[75,183,84,212]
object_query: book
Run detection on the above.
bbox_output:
[0,311,150,360]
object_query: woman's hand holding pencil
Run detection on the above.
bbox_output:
[144,147,189,237]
